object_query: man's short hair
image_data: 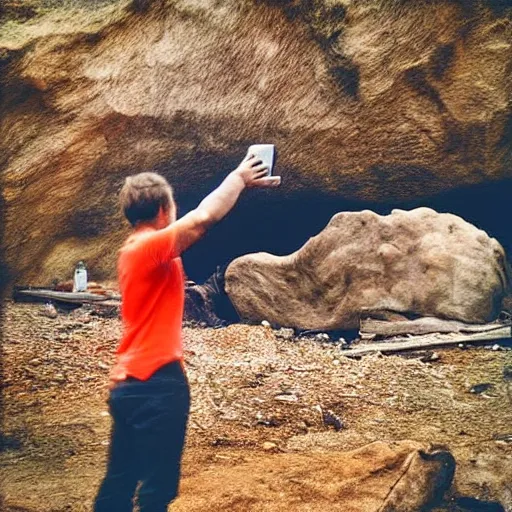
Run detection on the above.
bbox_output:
[119,172,174,227]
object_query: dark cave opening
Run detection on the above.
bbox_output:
[180,178,512,284]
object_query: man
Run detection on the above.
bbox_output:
[93,154,280,512]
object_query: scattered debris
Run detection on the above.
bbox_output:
[493,433,512,443]
[255,415,281,427]
[421,351,440,363]
[212,437,234,447]
[40,302,58,319]
[397,351,440,363]
[54,280,74,292]
[287,365,321,372]
[262,441,278,451]
[321,408,344,431]
[470,383,494,395]
[338,337,349,348]
[274,394,298,403]
[275,328,294,340]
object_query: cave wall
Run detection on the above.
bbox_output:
[0,0,510,285]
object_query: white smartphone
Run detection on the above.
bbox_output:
[247,144,275,176]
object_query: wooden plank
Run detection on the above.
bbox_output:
[345,326,512,357]
[14,289,121,304]
[360,317,508,337]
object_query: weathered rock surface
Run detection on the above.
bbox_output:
[0,0,511,285]
[225,208,509,330]
[172,440,455,512]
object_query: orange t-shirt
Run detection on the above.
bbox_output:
[110,225,185,382]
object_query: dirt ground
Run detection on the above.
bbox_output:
[1,300,511,511]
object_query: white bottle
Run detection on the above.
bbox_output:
[73,261,88,292]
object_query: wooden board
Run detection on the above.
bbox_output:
[13,288,121,304]
[360,316,508,337]
[346,326,512,357]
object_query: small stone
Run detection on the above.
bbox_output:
[41,303,58,319]
[322,409,344,431]
[261,320,271,328]
[274,394,298,402]
[100,411,109,417]
[98,362,109,370]
[53,374,66,383]
[333,359,340,365]
[469,383,493,394]
[492,344,501,351]
[262,442,278,451]
[29,358,41,366]
[493,433,512,443]
[458,343,465,349]
[420,352,440,363]
[275,327,294,340]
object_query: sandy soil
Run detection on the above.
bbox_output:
[1,301,511,511]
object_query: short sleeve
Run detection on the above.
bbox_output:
[143,225,180,266]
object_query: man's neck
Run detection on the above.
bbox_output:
[134,222,158,232]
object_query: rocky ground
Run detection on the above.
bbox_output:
[1,300,512,511]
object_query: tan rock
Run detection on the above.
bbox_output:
[225,208,509,330]
[172,440,455,511]
[262,441,278,451]
[0,1,511,285]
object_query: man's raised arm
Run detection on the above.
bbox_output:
[151,154,281,261]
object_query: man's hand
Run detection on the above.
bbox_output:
[233,154,281,189]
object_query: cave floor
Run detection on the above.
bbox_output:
[1,301,511,511]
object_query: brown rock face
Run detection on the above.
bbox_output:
[0,0,511,285]
[225,208,509,330]
[172,441,455,511]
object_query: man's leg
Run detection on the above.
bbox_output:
[94,388,140,512]
[136,366,190,512]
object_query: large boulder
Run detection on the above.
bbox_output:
[172,440,456,512]
[0,0,511,285]
[225,208,509,330]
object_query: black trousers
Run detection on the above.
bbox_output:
[94,361,190,512]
